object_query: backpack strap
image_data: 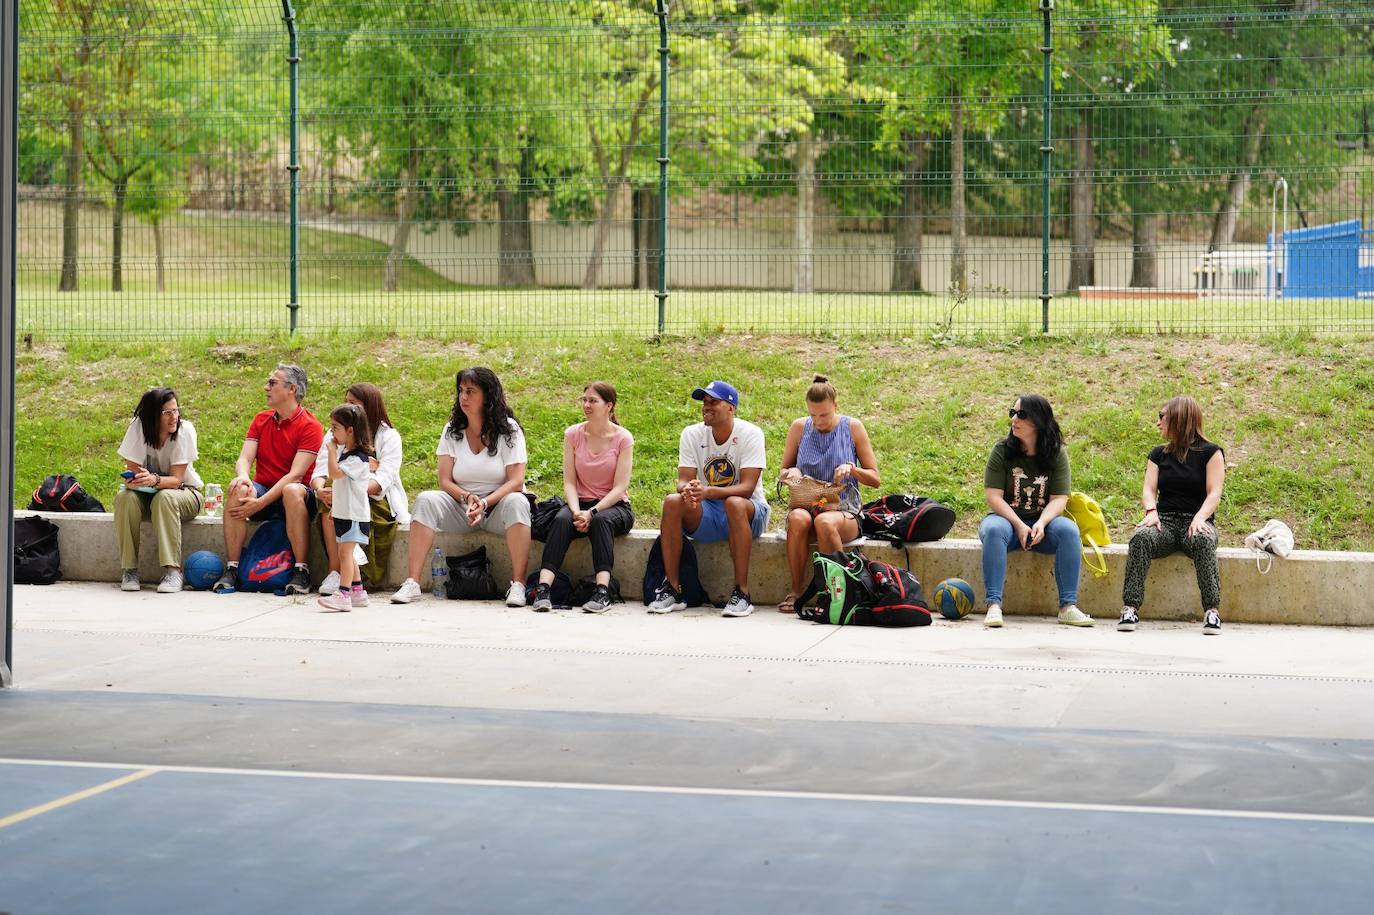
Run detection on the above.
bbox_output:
[1082,536,1109,578]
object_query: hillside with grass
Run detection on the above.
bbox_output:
[16,333,1374,551]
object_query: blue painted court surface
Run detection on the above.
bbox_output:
[3,759,1372,914]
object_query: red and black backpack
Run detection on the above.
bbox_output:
[858,494,955,544]
[28,474,105,513]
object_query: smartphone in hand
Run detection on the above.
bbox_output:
[121,471,136,480]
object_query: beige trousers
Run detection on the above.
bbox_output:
[114,487,204,570]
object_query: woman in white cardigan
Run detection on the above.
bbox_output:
[310,382,410,594]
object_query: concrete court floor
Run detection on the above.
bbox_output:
[3,582,1374,913]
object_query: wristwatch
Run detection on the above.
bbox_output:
[588,507,599,518]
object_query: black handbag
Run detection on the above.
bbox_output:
[445,545,498,600]
[529,496,567,543]
[14,515,61,585]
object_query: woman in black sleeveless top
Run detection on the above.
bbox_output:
[1118,396,1226,634]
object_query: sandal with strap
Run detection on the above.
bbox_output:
[777,592,799,614]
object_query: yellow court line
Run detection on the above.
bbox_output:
[0,767,160,831]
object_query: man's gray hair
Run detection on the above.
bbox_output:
[275,363,308,403]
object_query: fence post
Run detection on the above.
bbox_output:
[281,0,300,334]
[2,0,17,685]
[1039,0,1054,334]
[654,1,670,335]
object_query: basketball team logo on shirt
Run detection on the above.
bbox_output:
[704,456,739,487]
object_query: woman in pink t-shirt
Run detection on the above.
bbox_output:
[530,382,635,614]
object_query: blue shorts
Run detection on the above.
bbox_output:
[687,496,770,543]
[333,517,371,545]
[249,481,318,522]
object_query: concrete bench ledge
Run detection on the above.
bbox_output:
[19,510,1374,626]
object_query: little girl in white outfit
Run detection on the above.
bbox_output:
[319,404,378,612]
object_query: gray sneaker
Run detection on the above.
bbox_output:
[721,587,755,618]
[582,584,613,614]
[647,581,685,614]
[156,568,184,594]
[530,583,553,613]
[284,567,311,596]
[120,569,141,592]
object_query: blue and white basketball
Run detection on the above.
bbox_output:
[184,550,225,591]
[933,577,976,620]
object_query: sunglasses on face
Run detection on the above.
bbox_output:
[1008,408,1030,420]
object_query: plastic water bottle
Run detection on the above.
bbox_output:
[203,483,223,518]
[431,547,448,599]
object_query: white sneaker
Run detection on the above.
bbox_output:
[984,604,1003,628]
[505,580,527,607]
[1058,605,1095,627]
[156,568,184,594]
[391,578,422,604]
[318,570,341,596]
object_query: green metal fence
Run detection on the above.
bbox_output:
[15,1,1374,338]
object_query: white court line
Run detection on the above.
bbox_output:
[2,756,1372,827]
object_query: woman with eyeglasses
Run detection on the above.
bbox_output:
[1119,396,1226,635]
[529,382,635,614]
[979,394,1091,628]
[113,387,205,593]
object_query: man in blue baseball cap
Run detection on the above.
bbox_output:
[647,379,769,617]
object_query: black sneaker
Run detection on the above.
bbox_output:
[212,565,239,594]
[1203,609,1221,635]
[530,583,553,613]
[1118,606,1139,632]
[582,584,612,614]
[284,567,311,596]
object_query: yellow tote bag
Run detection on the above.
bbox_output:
[1064,491,1111,578]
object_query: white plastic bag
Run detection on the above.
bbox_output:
[1243,519,1295,573]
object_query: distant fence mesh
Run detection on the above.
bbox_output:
[15,1,1374,339]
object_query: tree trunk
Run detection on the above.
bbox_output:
[111,176,127,292]
[152,217,166,293]
[633,187,660,290]
[1209,106,1267,250]
[949,83,967,292]
[383,151,419,293]
[495,159,536,288]
[794,129,817,294]
[1129,209,1159,288]
[583,179,623,290]
[1068,110,1095,292]
[890,133,927,292]
[59,105,85,292]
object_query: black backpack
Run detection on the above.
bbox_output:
[641,536,711,608]
[858,494,955,544]
[525,568,574,607]
[858,557,932,627]
[446,545,499,600]
[14,515,62,585]
[29,474,105,513]
[571,574,621,606]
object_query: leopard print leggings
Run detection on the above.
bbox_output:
[1122,512,1221,611]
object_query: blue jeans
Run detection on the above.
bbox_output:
[979,514,1081,607]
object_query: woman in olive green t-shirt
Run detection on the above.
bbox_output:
[979,394,1090,629]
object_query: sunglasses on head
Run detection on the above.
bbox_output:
[1008,408,1030,420]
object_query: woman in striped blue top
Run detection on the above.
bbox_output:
[777,375,881,613]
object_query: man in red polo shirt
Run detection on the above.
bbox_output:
[212,363,324,595]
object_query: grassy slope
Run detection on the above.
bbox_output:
[16,333,1374,551]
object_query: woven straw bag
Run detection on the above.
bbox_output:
[782,475,845,513]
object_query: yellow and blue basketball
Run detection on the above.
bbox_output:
[184,550,225,591]
[933,578,976,620]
